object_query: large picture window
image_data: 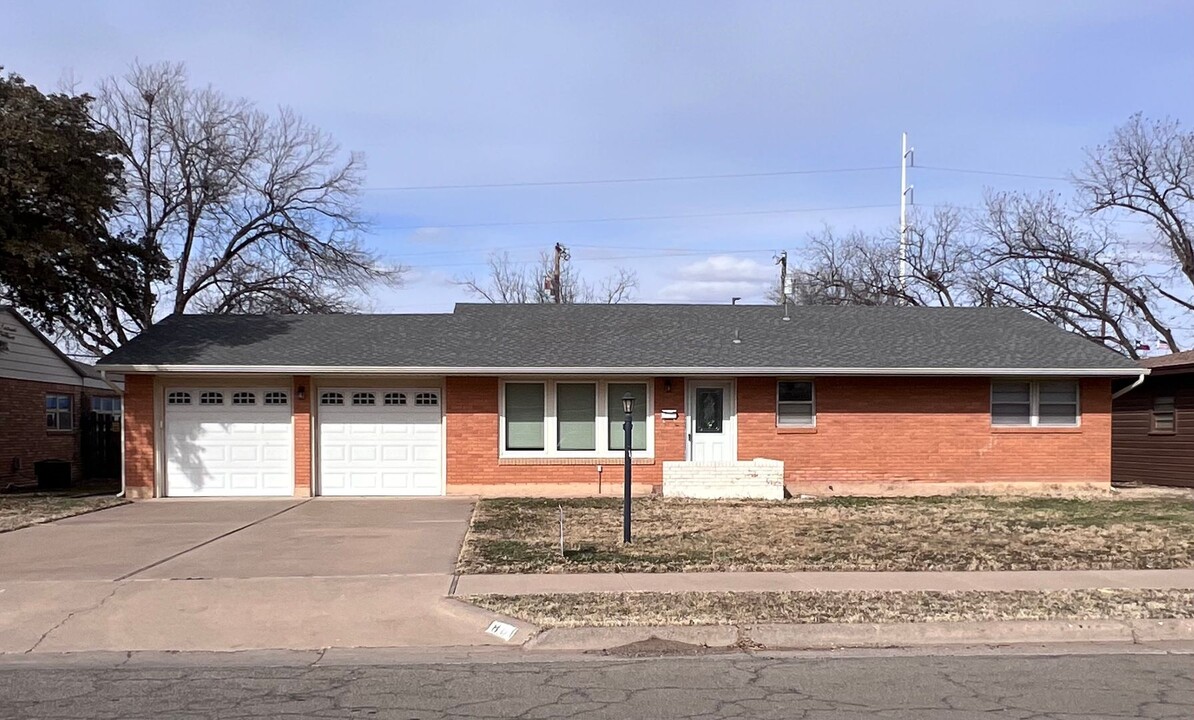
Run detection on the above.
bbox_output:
[501,380,652,457]
[557,383,596,451]
[607,383,647,451]
[991,380,1079,427]
[505,383,546,451]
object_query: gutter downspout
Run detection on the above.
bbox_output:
[1111,372,1147,400]
[97,369,126,499]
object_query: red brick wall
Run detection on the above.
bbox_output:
[444,376,688,490]
[737,376,1112,487]
[444,375,1111,492]
[123,374,156,498]
[293,375,312,496]
[0,377,84,487]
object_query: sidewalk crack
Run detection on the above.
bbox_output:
[26,583,127,653]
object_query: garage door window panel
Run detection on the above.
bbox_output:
[200,391,224,406]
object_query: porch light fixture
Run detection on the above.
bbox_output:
[297,385,306,400]
[622,392,634,544]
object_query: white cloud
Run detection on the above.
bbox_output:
[655,255,774,303]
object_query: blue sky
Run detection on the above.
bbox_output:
[4,0,1194,311]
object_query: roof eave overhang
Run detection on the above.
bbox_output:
[95,364,1151,378]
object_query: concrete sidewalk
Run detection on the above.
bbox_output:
[453,568,1194,595]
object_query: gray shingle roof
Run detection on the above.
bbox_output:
[96,303,1141,374]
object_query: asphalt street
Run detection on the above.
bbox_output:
[2,649,1191,719]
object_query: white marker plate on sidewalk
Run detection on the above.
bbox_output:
[486,621,518,642]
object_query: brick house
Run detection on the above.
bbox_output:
[0,307,123,488]
[95,303,1144,499]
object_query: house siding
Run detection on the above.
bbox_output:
[738,376,1111,492]
[1112,373,1194,488]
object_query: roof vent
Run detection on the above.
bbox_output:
[732,329,742,345]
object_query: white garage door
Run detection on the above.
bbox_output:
[318,387,443,496]
[164,388,294,497]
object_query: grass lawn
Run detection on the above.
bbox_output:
[457,496,1194,573]
[468,589,1194,628]
[0,492,128,532]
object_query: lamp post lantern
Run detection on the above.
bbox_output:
[621,392,634,544]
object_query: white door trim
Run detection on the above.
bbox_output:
[685,378,737,462]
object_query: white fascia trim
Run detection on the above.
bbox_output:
[99,364,1150,378]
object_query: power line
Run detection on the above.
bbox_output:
[917,165,1070,182]
[376,204,896,231]
[363,165,899,192]
[410,246,779,270]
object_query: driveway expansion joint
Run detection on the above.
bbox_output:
[112,498,312,581]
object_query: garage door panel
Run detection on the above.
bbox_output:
[318,387,443,496]
[382,445,409,462]
[165,387,294,497]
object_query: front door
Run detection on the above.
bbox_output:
[688,381,736,462]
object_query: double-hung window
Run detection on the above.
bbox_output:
[1153,396,1176,433]
[502,380,651,456]
[991,380,1079,427]
[777,380,815,427]
[46,394,73,431]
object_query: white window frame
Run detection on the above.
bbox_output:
[46,393,74,431]
[499,378,654,459]
[90,396,122,418]
[776,379,816,428]
[990,379,1081,428]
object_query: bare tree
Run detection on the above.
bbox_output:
[974,191,1173,358]
[61,61,401,353]
[457,249,638,304]
[785,208,978,307]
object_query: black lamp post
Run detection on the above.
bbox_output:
[621,391,634,544]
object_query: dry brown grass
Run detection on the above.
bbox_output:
[468,589,1194,628]
[457,496,1194,573]
[0,494,127,532]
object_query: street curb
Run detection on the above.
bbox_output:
[439,597,540,644]
[525,625,740,651]
[525,619,1194,652]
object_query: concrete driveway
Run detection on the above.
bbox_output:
[0,498,531,654]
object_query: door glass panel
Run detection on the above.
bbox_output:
[695,388,723,433]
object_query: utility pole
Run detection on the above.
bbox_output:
[775,250,788,306]
[547,243,570,303]
[899,132,914,300]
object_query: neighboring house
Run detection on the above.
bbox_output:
[0,307,123,488]
[1112,351,1194,488]
[94,303,1143,500]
